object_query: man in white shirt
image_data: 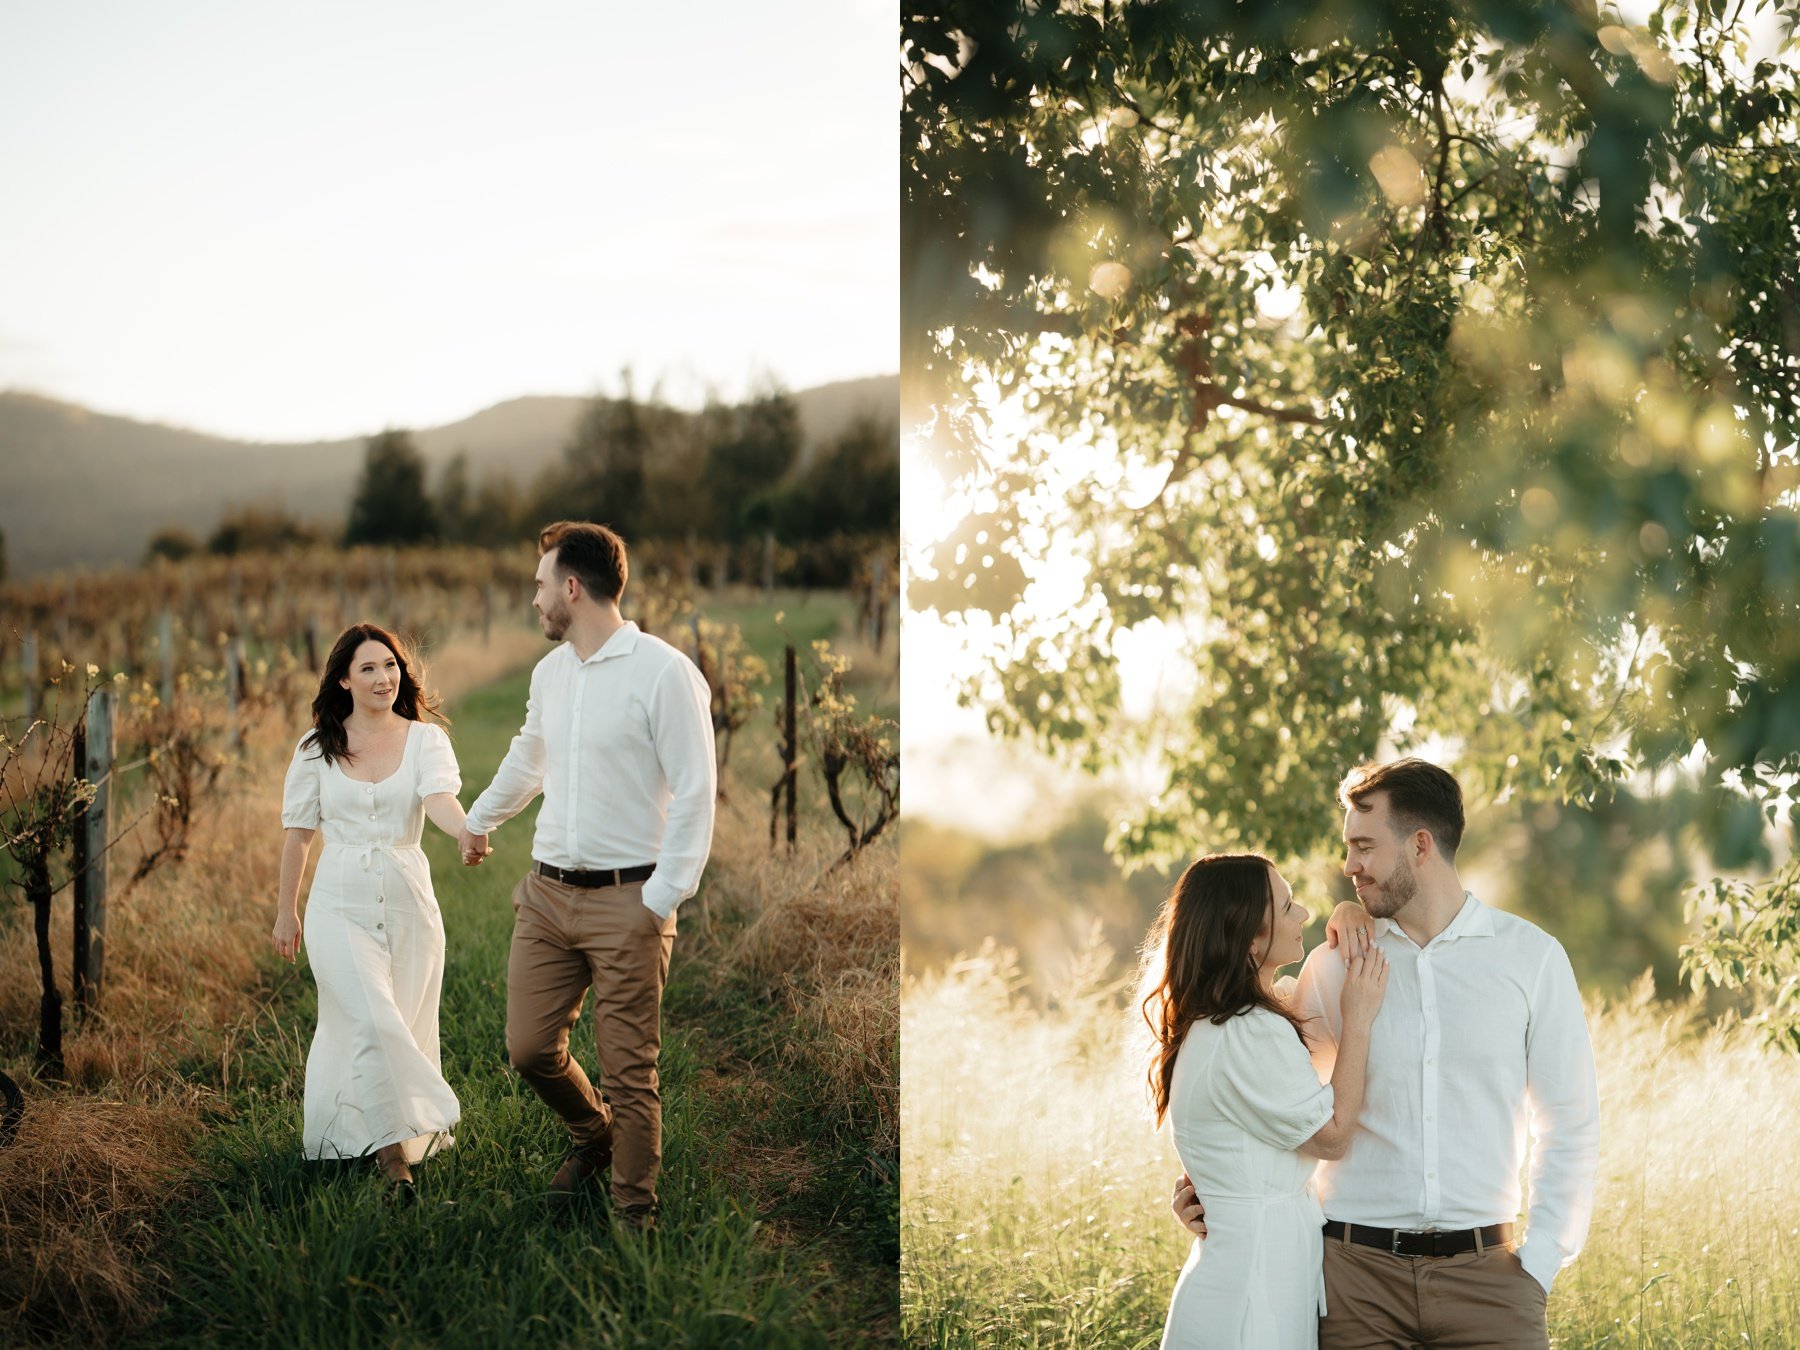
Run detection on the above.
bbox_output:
[1175,758,1599,1348]
[458,521,716,1232]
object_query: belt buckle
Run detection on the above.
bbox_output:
[1390,1229,1404,1255]
[605,868,621,887]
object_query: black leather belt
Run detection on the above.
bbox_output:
[534,861,655,889]
[1327,1221,1513,1258]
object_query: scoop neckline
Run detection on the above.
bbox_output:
[333,719,416,786]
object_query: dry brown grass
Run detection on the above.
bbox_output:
[0,711,284,1341]
[0,1092,202,1339]
[707,805,900,1154]
[0,727,281,1080]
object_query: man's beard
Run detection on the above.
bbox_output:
[1362,861,1418,919]
[539,600,571,641]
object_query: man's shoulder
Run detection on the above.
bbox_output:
[630,629,682,661]
[533,644,573,678]
[631,631,705,682]
[1302,938,1352,975]
[1295,942,1345,1001]
[1480,901,1567,958]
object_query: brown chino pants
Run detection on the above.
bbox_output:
[1318,1233,1549,1350]
[505,870,675,1210]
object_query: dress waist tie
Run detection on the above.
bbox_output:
[1199,1184,1329,1334]
[322,841,423,872]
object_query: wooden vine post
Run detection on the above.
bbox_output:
[227,637,246,749]
[158,609,175,706]
[71,688,114,1017]
[784,644,798,848]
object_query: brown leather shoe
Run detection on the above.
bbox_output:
[616,1202,657,1234]
[549,1132,613,1196]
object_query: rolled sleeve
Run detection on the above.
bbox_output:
[280,736,322,830]
[640,657,718,919]
[1516,940,1600,1294]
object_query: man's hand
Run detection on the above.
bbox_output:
[458,827,491,866]
[1172,1171,1207,1238]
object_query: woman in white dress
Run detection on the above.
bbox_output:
[1143,853,1388,1349]
[271,622,470,1196]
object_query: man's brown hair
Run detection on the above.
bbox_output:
[538,520,628,602]
[1338,757,1465,859]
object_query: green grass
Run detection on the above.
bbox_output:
[137,595,896,1348]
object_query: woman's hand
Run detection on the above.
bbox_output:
[1325,900,1376,962]
[272,911,302,964]
[1338,948,1389,1030]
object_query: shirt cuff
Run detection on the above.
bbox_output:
[641,878,681,920]
[1516,1239,1557,1295]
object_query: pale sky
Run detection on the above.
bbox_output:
[0,0,895,442]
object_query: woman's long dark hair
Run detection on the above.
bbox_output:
[300,623,444,767]
[1140,852,1309,1126]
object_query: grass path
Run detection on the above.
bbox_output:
[137,594,896,1348]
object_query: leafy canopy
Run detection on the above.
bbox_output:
[904,0,1800,1027]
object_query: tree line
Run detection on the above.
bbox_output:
[145,379,898,571]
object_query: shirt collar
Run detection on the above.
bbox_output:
[575,621,640,665]
[1375,891,1493,948]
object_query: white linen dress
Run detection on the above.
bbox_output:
[1161,1006,1334,1350]
[281,720,462,1164]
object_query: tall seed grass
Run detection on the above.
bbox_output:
[901,948,1800,1349]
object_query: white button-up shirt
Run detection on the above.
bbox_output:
[1295,893,1599,1293]
[465,623,717,919]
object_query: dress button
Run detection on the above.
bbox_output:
[376,922,384,930]
[378,896,384,903]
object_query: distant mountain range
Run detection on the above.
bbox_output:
[0,375,896,579]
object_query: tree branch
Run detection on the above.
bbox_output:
[1195,382,1331,426]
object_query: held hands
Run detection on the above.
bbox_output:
[1325,900,1377,963]
[458,827,492,867]
[1172,1172,1207,1238]
[271,912,302,965]
[1339,946,1390,1029]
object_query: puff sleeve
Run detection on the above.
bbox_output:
[417,722,462,799]
[1211,1009,1335,1152]
[281,736,323,830]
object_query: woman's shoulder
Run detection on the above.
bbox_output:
[290,729,323,761]
[1178,1007,1285,1059]
[1225,1005,1307,1047]
[413,719,460,772]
